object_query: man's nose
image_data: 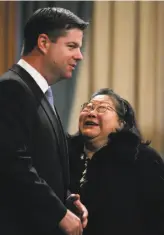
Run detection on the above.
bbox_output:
[78,51,83,60]
[75,49,83,60]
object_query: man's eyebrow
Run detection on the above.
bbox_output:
[66,42,81,47]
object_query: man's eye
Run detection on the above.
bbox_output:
[68,45,75,49]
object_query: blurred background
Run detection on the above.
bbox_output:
[0,1,164,155]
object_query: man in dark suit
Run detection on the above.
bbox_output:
[0,7,88,235]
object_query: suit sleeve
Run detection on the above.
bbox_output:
[0,79,67,233]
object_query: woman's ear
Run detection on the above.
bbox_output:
[118,119,125,129]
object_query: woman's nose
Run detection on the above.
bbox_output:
[88,108,97,117]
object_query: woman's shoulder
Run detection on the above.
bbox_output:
[66,132,84,157]
[138,144,164,163]
[66,132,83,146]
[135,144,164,177]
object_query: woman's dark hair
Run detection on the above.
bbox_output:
[91,88,149,144]
[22,7,89,55]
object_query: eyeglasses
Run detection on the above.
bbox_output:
[81,102,117,114]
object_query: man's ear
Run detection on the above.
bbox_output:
[37,34,50,54]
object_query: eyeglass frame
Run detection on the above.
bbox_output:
[80,101,121,115]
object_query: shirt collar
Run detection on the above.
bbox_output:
[17,59,49,93]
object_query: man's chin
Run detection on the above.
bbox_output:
[62,71,73,79]
[56,73,72,82]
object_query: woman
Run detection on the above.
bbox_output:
[68,88,164,235]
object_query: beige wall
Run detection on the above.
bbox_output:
[68,1,164,155]
[0,1,16,75]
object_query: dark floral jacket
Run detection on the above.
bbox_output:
[68,131,164,235]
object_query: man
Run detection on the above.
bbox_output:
[0,7,88,235]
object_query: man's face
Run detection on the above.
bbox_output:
[45,28,83,81]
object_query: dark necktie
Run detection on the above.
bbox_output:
[45,87,55,111]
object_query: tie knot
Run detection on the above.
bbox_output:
[45,87,54,109]
[46,87,53,98]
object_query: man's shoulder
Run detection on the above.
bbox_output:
[0,65,33,97]
[0,64,22,82]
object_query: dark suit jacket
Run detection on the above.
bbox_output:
[0,64,69,235]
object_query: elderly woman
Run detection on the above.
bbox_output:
[68,88,164,235]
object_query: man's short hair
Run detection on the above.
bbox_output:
[22,7,89,55]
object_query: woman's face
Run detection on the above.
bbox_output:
[79,95,123,142]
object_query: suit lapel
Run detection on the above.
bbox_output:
[10,64,70,189]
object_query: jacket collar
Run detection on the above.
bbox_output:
[70,130,142,163]
[108,130,140,148]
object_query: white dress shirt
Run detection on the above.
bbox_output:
[17,59,49,93]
